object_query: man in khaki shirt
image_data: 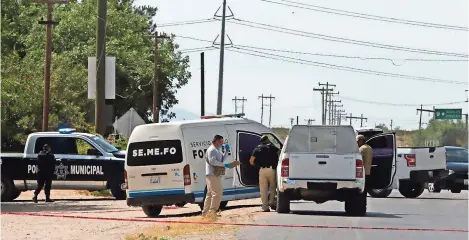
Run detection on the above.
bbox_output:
[357,135,373,188]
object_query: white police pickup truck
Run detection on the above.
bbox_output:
[0,129,127,201]
[276,125,397,216]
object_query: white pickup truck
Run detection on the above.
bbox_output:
[356,128,449,198]
[276,125,396,216]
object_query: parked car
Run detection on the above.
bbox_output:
[430,146,468,193]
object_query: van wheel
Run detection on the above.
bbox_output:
[276,190,290,214]
[142,205,163,217]
[1,175,15,202]
[367,189,392,198]
[110,178,126,200]
[399,182,424,198]
[345,190,367,216]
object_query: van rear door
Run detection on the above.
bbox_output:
[286,126,357,180]
[126,139,186,198]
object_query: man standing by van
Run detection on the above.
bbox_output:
[357,135,373,189]
[203,135,239,217]
[250,135,280,212]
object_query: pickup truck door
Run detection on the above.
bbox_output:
[26,136,108,190]
[365,133,397,189]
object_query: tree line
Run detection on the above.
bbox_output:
[1,0,191,150]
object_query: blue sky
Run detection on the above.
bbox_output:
[136,0,468,130]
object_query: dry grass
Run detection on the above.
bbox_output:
[75,190,112,197]
[125,215,238,240]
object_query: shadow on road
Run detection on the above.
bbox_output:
[138,203,263,219]
[290,210,402,218]
[1,201,118,213]
[385,196,468,201]
[9,197,116,203]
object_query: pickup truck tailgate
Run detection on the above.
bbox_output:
[289,153,356,180]
[404,147,447,170]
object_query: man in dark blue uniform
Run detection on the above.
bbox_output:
[249,136,280,212]
[33,144,56,203]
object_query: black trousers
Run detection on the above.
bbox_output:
[365,175,372,190]
[34,174,53,197]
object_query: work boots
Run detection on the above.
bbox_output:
[45,197,54,203]
[32,195,38,203]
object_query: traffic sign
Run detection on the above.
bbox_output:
[434,108,462,120]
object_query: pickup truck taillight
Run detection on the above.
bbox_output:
[183,164,191,186]
[124,170,128,189]
[281,158,289,177]
[405,154,416,167]
[356,159,364,178]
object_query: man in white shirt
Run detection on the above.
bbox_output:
[202,135,239,217]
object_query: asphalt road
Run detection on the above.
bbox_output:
[236,191,468,240]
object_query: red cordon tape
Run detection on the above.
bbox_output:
[2,212,468,233]
[45,206,178,215]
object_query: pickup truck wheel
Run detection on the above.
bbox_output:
[276,190,290,214]
[345,190,367,216]
[1,175,14,202]
[367,189,392,198]
[450,187,461,193]
[11,189,21,200]
[398,182,424,198]
[175,202,186,207]
[142,205,163,217]
[110,178,126,200]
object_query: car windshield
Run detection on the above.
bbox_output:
[88,136,119,153]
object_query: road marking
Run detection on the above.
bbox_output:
[2,212,468,233]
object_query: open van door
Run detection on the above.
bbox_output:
[235,131,262,187]
[365,133,397,189]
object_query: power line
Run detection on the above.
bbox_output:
[228,18,468,58]
[229,46,466,85]
[261,0,468,31]
[157,18,217,27]
[338,95,467,106]
[236,44,468,66]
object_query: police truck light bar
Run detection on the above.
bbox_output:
[201,113,245,119]
[58,128,76,134]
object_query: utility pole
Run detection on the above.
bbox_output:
[332,104,343,125]
[328,99,341,125]
[289,117,294,126]
[152,31,170,123]
[232,96,247,114]
[304,119,315,125]
[319,82,336,125]
[463,113,468,131]
[258,94,275,127]
[314,85,334,125]
[95,0,107,134]
[34,0,67,131]
[336,112,347,125]
[346,113,367,127]
[296,116,299,125]
[201,52,205,116]
[216,0,228,115]
[390,119,393,131]
[416,105,434,130]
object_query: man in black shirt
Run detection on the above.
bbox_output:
[249,135,280,212]
[33,144,56,203]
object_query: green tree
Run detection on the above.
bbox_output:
[1,0,191,146]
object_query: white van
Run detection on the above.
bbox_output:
[124,115,283,217]
[276,125,397,216]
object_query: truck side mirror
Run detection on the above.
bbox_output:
[87,148,102,156]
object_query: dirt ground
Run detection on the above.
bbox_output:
[1,190,267,240]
